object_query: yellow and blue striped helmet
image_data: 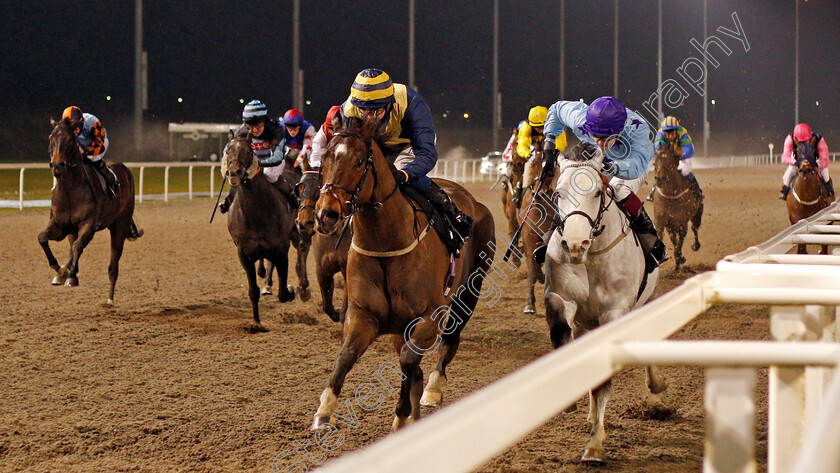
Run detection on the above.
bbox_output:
[660,116,680,131]
[350,69,396,109]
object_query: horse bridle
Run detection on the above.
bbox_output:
[51,127,82,168]
[320,131,399,216]
[226,137,256,186]
[554,164,613,240]
[298,171,321,213]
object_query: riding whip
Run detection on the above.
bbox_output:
[503,163,551,262]
[209,178,227,224]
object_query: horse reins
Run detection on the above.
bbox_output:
[555,164,611,240]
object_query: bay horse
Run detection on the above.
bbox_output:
[544,143,667,463]
[258,164,311,301]
[501,150,529,267]
[223,133,297,326]
[652,146,703,271]
[311,117,495,431]
[520,149,558,314]
[38,118,142,304]
[294,169,349,323]
[786,146,833,254]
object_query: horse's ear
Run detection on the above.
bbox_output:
[50,117,57,127]
[360,116,379,141]
[229,129,235,140]
[331,112,343,132]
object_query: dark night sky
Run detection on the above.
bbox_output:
[2,1,839,159]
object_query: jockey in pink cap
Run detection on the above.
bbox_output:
[779,123,833,199]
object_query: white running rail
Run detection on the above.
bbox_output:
[316,201,840,473]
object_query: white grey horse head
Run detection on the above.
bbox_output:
[553,143,608,263]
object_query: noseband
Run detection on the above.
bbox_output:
[320,132,399,216]
[555,164,612,239]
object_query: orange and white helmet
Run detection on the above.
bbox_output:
[62,106,84,126]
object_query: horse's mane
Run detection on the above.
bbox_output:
[565,142,601,162]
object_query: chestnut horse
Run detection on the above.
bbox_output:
[652,146,703,271]
[501,150,529,267]
[786,155,833,254]
[223,134,298,326]
[520,149,558,314]
[294,169,349,323]
[312,117,495,431]
[38,118,142,304]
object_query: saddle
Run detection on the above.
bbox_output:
[399,185,463,257]
[82,161,109,197]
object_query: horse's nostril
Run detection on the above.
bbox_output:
[325,210,340,221]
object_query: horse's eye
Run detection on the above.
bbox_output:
[355,159,364,168]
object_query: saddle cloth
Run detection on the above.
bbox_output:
[399,185,463,257]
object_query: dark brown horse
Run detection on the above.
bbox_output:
[311,117,496,431]
[294,169,349,323]
[257,165,311,301]
[786,157,833,254]
[38,118,142,304]
[223,134,297,326]
[501,150,529,268]
[652,146,703,271]
[520,149,558,314]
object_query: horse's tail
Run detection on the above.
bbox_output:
[127,218,144,241]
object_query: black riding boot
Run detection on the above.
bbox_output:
[219,187,236,214]
[92,159,119,199]
[622,201,668,273]
[512,181,524,209]
[273,177,298,209]
[685,174,704,202]
[425,181,472,241]
[823,178,835,198]
[778,185,791,200]
[533,215,561,265]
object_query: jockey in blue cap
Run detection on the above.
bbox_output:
[538,96,668,273]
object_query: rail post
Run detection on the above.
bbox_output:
[19,168,24,210]
[704,367,756,473]
[139,166,145,203]
[210,165,215,197]
[164,165,170,202]
[188,165,194,200]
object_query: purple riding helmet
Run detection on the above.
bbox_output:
[580,96,627,136]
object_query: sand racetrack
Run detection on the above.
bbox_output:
[1,166,796,472]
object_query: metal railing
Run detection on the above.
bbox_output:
[317,201,840,473]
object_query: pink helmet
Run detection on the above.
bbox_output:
[793,123,812,142]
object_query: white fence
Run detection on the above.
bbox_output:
[4,152,839,210]
[318,201,840,473]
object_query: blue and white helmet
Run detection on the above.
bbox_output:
[242,100,268,124]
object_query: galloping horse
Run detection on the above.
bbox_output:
[38,118,142,304]
[520,149,558,314]
[295,169,349,323]
[652,146,703,270]
[501,148,529,266]
[223,133,298,325]
[544,143,667,463]
[786,147,833,254]
[312,117,495,431]
[258,164,311,301]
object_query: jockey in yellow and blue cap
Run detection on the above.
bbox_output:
[340,68,472,242]
[648,116,704,202]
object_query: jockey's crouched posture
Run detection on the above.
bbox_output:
[219,100,296,213]
[538,96,668,273]
[779,123,834,200]
[63,106,119,199]
[648,116,704,202]
[340,68,472,242]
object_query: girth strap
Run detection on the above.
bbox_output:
[350,220,433,258]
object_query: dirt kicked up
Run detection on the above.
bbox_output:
[2,166,793,472]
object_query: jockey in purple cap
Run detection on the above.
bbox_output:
[537,96,668,273]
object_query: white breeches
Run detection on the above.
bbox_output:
[783,165,830,185]
[392,146,415,170]
[262,164,284,183]
[678,157,692,176]
[85,137,110,162]
[609,172,647,201]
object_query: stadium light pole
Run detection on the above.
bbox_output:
[657,0,662,118]
[492,0,499,151]
[134,0,143,150]
[292,0,303,114]
[795,0,799,125]
[409,0,416,90]
[560,0,565,99]
[703,0,709,158]
[613,0,619,98]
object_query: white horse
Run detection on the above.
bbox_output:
[544,143,667,463]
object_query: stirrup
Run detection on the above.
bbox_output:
[646,187,656,202]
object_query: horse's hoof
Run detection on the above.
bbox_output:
[420,390,443,407]
[64,277,79,287]
[692,242,701,251]
[392,415,414,431]
[51,275,66,285]
[310,416,332,431]
[106,298,114,306]
[581,447,606,464]
[260,286,272,296]
[278,289,295,303]
[523,304,536,315]
[299,286,311,302]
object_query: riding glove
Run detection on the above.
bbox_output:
[392,169,409,185]
[543,139,558,171]
[601,161,619,177]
